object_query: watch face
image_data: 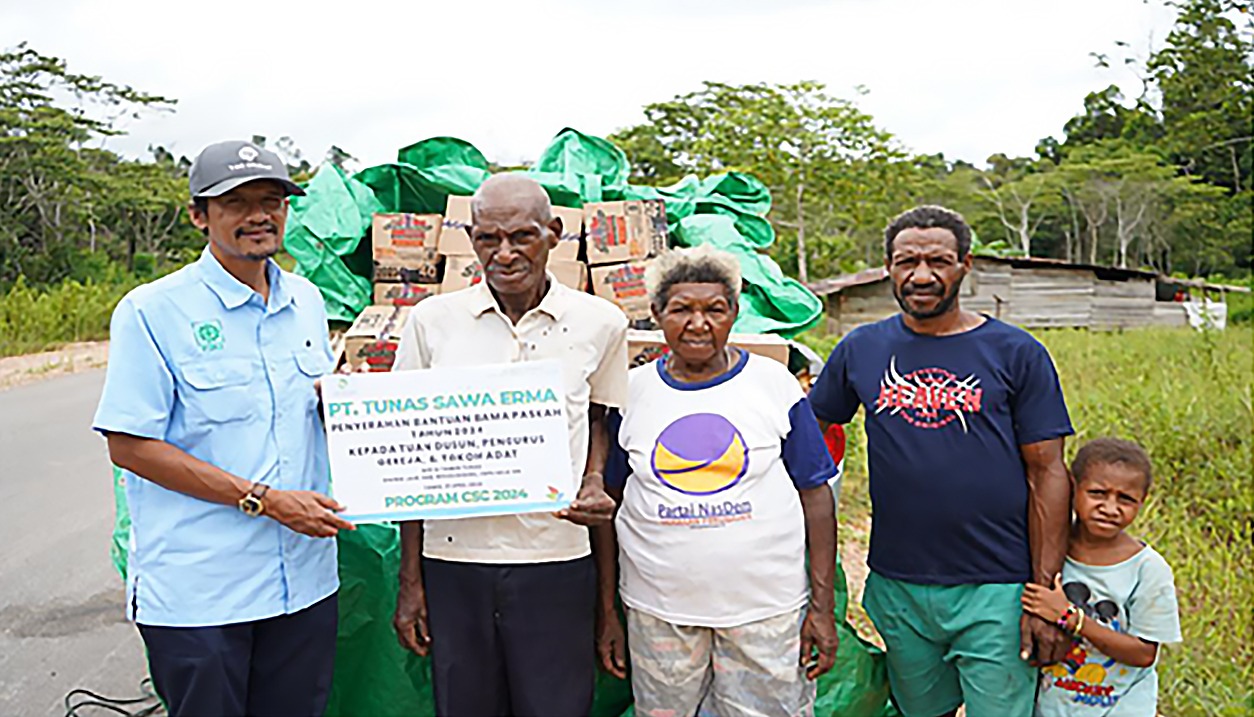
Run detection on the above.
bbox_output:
[240,495,263,517]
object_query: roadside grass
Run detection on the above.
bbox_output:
[0,276,138,358]
[800,327,1253,717]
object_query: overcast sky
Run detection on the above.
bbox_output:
[3,0,1178,171]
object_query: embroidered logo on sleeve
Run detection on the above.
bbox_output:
[192,320,225,351]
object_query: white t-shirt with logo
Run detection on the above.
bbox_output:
[1035,545,1182,717]
[606,350,835,628]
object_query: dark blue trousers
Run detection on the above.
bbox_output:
[423,556,596,717]
[137,593,337,717]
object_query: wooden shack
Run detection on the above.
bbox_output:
[810,257,1246,335]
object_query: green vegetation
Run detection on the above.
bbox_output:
[0,275,138,357]
[802,327,1253,716]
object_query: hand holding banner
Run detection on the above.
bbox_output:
[322,360,576,523]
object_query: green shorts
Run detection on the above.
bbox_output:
[863,572,1036,717]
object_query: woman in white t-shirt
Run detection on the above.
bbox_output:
[597,245,840,717]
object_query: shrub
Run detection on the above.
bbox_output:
[0,275,139,357]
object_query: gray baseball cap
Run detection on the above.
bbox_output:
[189,140,306,198]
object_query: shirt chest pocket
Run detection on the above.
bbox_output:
[292,347,332,411]
[180,359,259,424]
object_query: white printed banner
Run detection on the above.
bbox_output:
[322,360,575,523]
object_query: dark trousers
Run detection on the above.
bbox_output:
[424,556,596,717]
[137,593,338,717]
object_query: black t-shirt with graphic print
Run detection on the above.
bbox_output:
[810,315,1073,585]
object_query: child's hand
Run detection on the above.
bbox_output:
[1021,574,1072,623]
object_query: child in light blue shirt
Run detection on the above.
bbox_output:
[1023,438,1181,716]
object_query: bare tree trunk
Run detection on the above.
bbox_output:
[1232,145,1242,193]
[1114,195,1150,269]
[1017,201,1032,256]
[1063,190,1081,263]
[796,182,808,284]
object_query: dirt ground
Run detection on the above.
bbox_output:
[839,513,883,647]
[0,341,109,392]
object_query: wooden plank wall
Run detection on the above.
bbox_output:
[1092,278,1156,329]
[966,261,1013,318]
[1151,303,1190,328]
[1008,267,1094,327]
[829,282,899,333]
[821,262,1171,334]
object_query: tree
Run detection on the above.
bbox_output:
[326,145,358,174]
[1056,140,1223,268]
[977,155,1060,256]
[0,43,176,285]
[1148,0,1253,193]
[251,134,313,181]
[95,156,191,270]
[610,81,906,282]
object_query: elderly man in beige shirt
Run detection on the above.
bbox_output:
[391,174,628,717]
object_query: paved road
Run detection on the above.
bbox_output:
[0,370,150,716]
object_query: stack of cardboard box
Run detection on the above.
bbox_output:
[341,195,791,372]
[583,199,667,326]
[342,213,442,371]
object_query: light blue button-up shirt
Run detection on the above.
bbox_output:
[93,247,338,627]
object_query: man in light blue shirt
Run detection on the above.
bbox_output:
[93,140,353,717]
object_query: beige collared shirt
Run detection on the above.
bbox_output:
[393,275,629,563]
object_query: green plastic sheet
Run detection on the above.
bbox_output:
[284,164,379,322]
[110,465,128,579]
[327,129,822,335]
[674,214,823,336]
[355,163,490,215]
[816,561,899,717]
[398,136,489,171]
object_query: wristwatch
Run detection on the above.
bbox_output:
[239,482,270,517]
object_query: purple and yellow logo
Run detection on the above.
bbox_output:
[651,414,749,495]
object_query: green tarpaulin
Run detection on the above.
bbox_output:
[294,129,822,336]
[283,164,379,322]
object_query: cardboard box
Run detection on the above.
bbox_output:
[549,260,588,292]
[439,195,581,261]
[373,282,440,307]
[440,256,589,293]
[551,206,582,261]
[440,254,485,293]
[583,199,667,265]
[438,195,474,255]
[590,261,651,321]
[372,214,442,260]
[343,306,410,373]
[626,329,791,369]
[374,248,442,284]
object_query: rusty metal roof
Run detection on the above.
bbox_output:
[807,267,888,296]
[808,257,1248,296]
